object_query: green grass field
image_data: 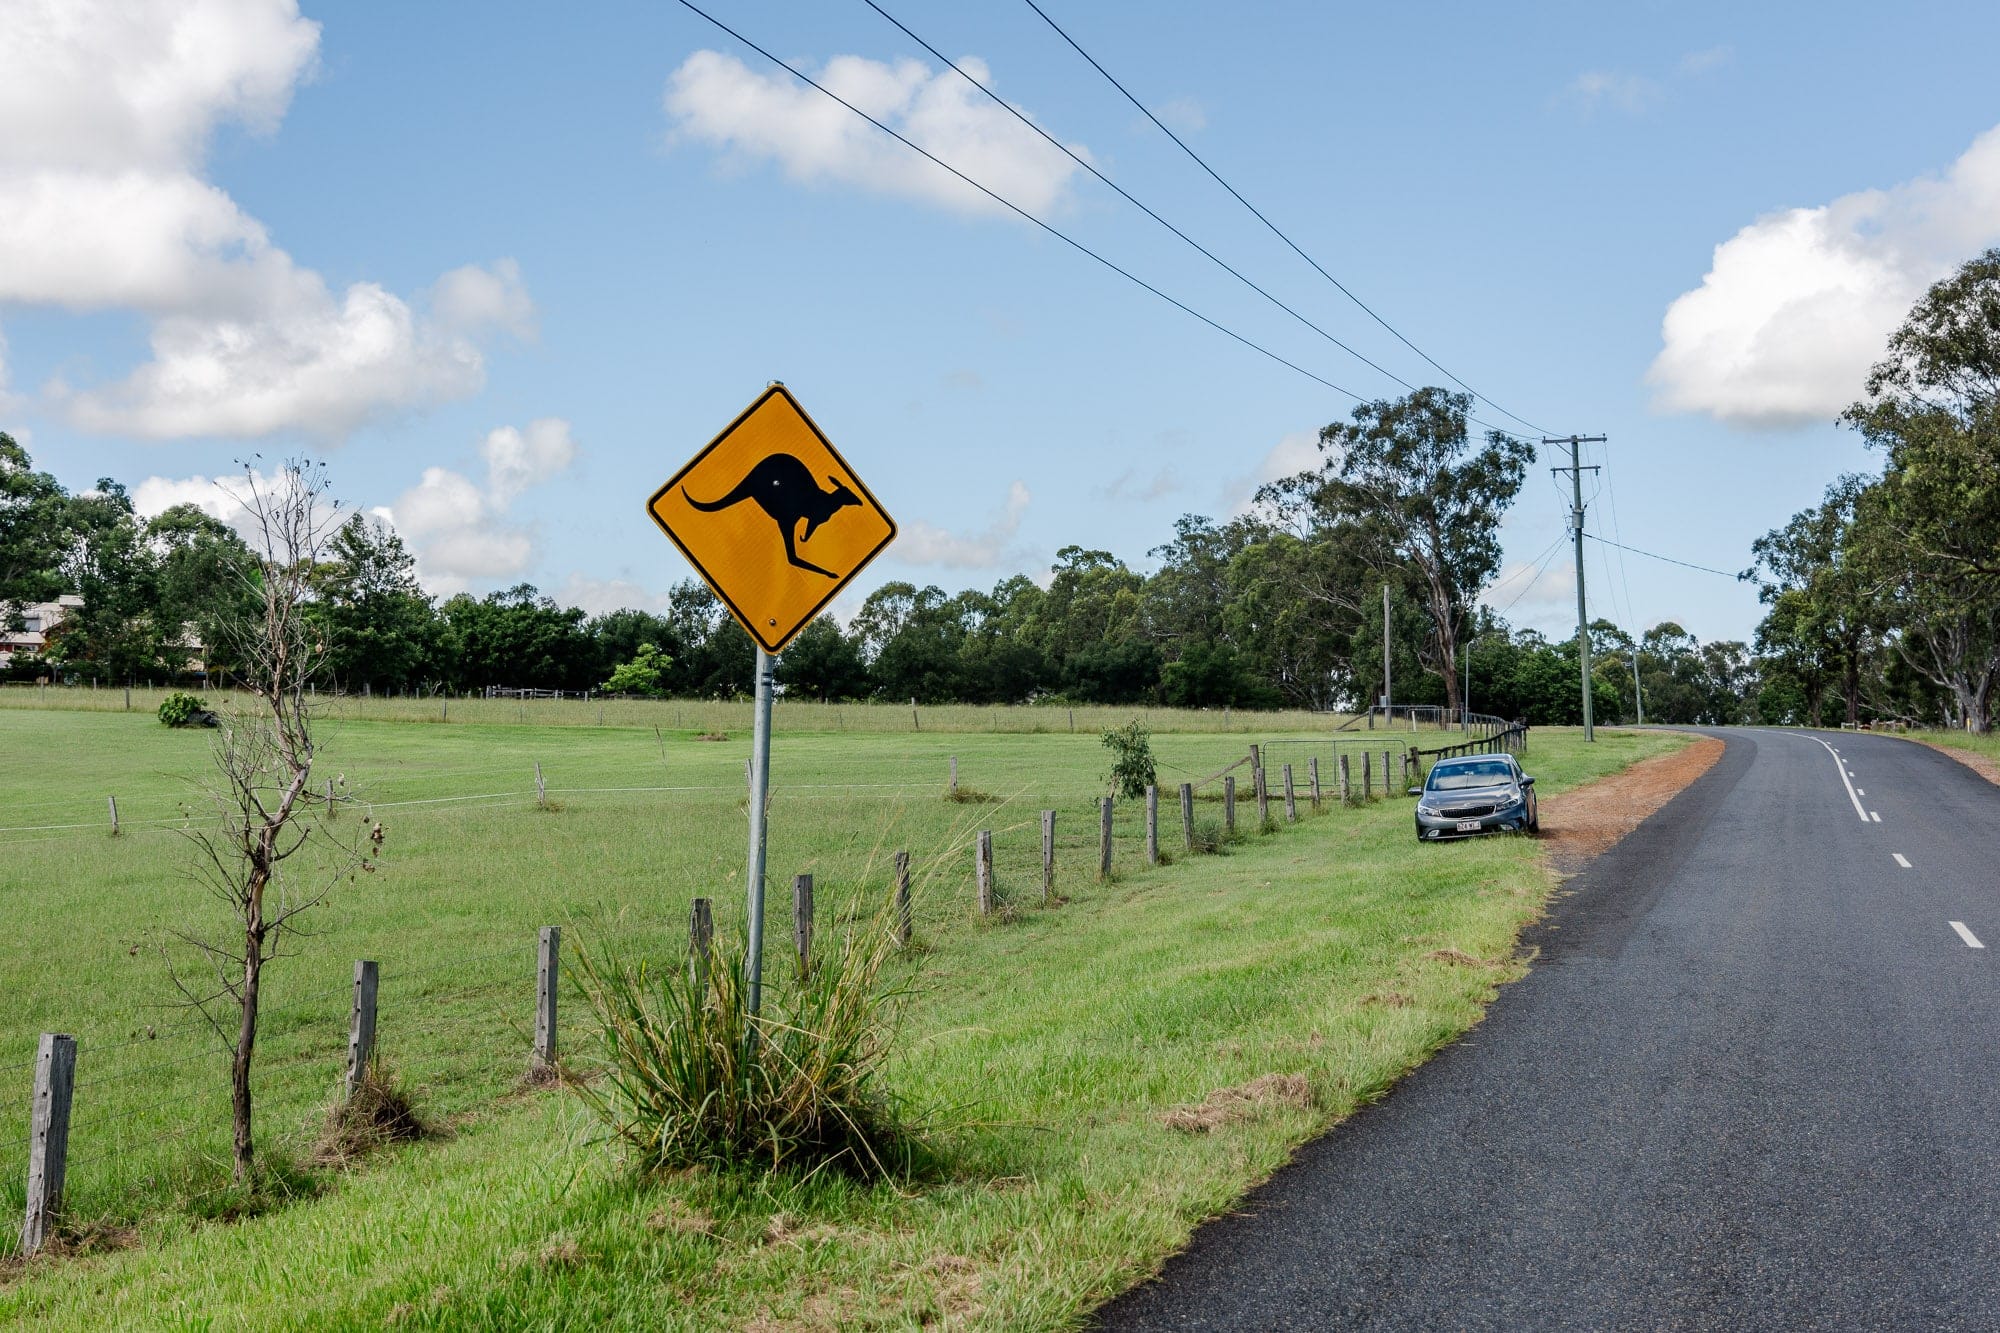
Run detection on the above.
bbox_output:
[0,694,1684,1329]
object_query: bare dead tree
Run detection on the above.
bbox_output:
[170,460,374,1184]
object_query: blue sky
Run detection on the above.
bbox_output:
[9,0,2000,646]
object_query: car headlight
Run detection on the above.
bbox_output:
[1417,802,1442,817]
[1496,790,1523,810]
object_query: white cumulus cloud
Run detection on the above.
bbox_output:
[556,575,672,617]
[1649,123,2000,429]
[0,0,530,440]
[897,481,1030,568]
[132,464,322,547]
[377,418,579,593]
[1225,430,1322,517]
[665,49,1088,218]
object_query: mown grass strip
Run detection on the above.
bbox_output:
[0,718,1683,1327]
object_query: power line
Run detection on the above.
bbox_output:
[1491,535,1569,616]
[672,0,1374,407]
[1018,0,1551,437]
[1582,532,1745,581]
[1598,445,1637,619]
[857,0,1431,404]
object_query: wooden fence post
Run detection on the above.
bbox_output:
[1179,783,1195,851]
[107,795,118,836]
[1068,708,1075,734]
[1223,775,1237,834]
[1099,797,1114,880]
[1309,757,1322,809]
[346,960,379,1101]
[1248,743,1262,776]
[949,756,958,794]
[689,898,713,986]
[19,1033,76,1257]
[793,874,814,973]
[1340,752,1352,804]
[1041,810,1056,903]
[976,833,995,914]
[911,698,920,731]
[893,852,912,946]
[1255,764,1270,828]
[1362,751,1373,801]
[1283,764,1298,823]
[1382,751,1392,794]
[1145,786,1159,865]
[534,927,560,1071]
[534,762,547,809]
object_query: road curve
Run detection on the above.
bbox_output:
[1096,728,2000,1331]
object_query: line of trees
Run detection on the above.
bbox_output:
[1748,249,2000,731]
[1,371,1829,727]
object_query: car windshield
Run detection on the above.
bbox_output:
[1427,760,1515,792]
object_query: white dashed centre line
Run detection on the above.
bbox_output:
[1857,789,1866,796]
[1952,921,1985,949]
[1810,737,1869,822]
[1893,853,1913,869]
[1870,811,1881,822]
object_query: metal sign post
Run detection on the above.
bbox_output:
[744,646,775,1017]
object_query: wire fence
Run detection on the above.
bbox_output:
[1,726,1437,1262]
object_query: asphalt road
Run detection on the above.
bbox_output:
[1097,729,2000,1331]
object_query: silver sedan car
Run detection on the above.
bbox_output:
[1413,753,1538,841]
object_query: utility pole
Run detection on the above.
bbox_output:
[1546,435,1606,742]
[1381,583,1392,723]
[1632,649,1644,726]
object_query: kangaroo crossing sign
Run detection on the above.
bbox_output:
[648,383,896,653]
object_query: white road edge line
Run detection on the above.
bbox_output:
[1870,811,1881,822]
[1952,921,1985,949]
[1810,736,1870,823]
[1893,853,1913,869]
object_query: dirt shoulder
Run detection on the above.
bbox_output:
[1537,735,1726,875]
[1912,737,2000,788]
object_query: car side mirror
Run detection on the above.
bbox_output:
[1407,786,1423,797]
[1521,775,1535,787]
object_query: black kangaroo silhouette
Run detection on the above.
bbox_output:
[683,453,861,578]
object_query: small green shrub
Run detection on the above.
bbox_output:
[157,691,208,727]
[1100,721,1156,799]
[569,914,918,1177]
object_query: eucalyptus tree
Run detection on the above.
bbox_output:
[1840,248,2000,729]
[1259,388,1533,714]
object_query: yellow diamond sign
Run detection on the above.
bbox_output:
[647,384,896,654]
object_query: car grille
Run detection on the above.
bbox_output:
[1439,802,1498,818]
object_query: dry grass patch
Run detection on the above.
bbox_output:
[313,1060,427,1165]
[1161,1073,1314,1134]
[645,1201,715,1237]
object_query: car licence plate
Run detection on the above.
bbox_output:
[1455,820,1482,833]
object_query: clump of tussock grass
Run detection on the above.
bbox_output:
[569,914,922,1178]
[1188,819,1225,854]
[942,786,997,804]
[314,1059,427,1165]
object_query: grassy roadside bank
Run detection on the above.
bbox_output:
[0,723,1684,1329]
[1903,728,2000,779]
